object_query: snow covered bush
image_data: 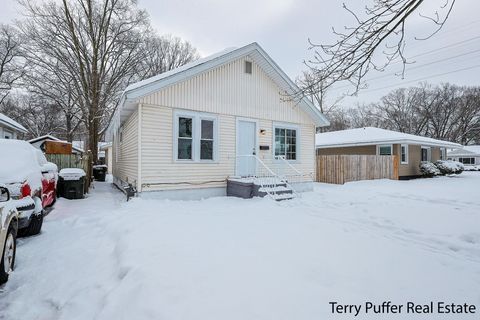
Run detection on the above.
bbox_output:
[434,160,464,175]
[463,165,480,171]
[420,161,440,177]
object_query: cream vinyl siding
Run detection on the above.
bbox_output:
[113,109,138,185]
[139,105,315,191]
[138,56,314,125]
[140,104,235,191]
[117,56,317,192]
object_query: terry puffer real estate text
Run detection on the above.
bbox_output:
[329,301,476,317]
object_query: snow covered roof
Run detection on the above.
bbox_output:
[0,112,27,134]
[106,42,329,139]
[28,134,61,144]
[316,127,461,149]
[29,135,85,153]
[124,47,238,93]
[448,145,480,157]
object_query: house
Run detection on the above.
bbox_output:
[99,142,113,173]
[106,42,329,200]
[448,145,480,166]
[0,113,27,139]
[316,127,461,179]
[29,135,84,154]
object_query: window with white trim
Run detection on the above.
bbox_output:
[3,129,13,139]
[175,111,217,162]
[200,119,214,160]
[458,157,475,165]
[439,147,446,160]
[401,144,408,164]
[378,144,392,155]
[177,117,193,160]
[274,127,297,160]
[421,146,431,161]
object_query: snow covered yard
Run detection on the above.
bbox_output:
[1,173,480,320]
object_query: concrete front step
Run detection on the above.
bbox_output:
[271,193,295,201]
[226,178,295,200]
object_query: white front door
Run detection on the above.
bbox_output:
[236,120,256,176]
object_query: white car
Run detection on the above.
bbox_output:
[0,185,18,285]
[0,140,58,236]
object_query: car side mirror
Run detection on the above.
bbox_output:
[0,187,10,202]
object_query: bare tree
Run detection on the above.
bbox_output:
[303,0,456,96]
[0,24,24,104]
[328,83,480,144]
[22,59,83,141]
[136,34,199,80]
[0,93,64,139]
[377,85,430,134]
[296,71,346,114]
[18,0,150,161]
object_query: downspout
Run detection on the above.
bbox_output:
[137,103,142,193]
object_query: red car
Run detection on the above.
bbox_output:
[0,140,58,236]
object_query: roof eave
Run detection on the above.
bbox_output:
[0,119,28,134]
[316,139,461,149]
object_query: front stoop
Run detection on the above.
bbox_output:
[227,178,294,201]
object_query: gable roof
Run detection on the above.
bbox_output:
[0,112,27,134]
[316,127,461,149]
[28,135,85,153]
[107,42,329,137]
[448,145,480,157]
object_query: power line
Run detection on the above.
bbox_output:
[331,48,480,91]
[406,36,480,60]
[357,64,480,94]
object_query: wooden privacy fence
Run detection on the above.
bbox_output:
[46,152,93,193]
[316,155,399,184]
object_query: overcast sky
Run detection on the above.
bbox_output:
[1,0,479,108]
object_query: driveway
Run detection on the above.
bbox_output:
[1,174,479,320]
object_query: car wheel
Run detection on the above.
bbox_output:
[0,226,16,285]
[20,211,44,237]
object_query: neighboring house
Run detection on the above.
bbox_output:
[106,42,329,199]
[448,145,480,166]
[0,113,27,139]
[29,135,84,154]
[99,142,113,173]
[316,127,461,179]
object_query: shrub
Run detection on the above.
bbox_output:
[434,160,464,175]
[420,161,441,177]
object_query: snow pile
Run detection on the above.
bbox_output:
[434,160,464,175]
[59,168,86,180]
[419,161,440,177]
[0,140,43,191]
[1,175,480,319]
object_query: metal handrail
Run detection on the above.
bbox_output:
[235,155,285,199]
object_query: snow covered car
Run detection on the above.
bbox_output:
[0,140,58,236]
[0,185,18,285]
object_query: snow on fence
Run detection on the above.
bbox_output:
[316,155,399,184]
[46,152,92,193]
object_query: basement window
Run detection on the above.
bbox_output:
[245,61,252,74]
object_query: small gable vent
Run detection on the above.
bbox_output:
[245,60,252,74]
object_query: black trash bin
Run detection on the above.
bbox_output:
[58,168,86,199]
[93,165,107,182]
